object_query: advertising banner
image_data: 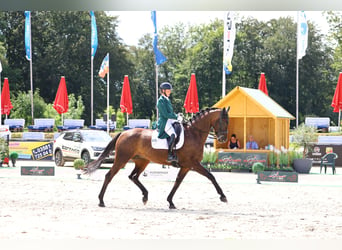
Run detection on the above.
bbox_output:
[9,141,53,160]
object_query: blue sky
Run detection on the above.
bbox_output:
[109,11,330,45]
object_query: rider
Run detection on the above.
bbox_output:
[157,82,180,164]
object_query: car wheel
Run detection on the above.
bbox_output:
[81,150,91,165]
[55,149,65,166]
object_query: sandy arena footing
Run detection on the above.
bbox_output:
[0,161,341,239]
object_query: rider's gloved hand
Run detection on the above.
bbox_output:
[177,113,184,122]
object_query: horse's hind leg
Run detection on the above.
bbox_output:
[193,162,227,203]
[128,159,150,205]
[98,160,126,207]
[167,167,190,209]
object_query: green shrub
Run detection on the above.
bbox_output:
[73,159,85,170]
[252,162,265,173]
[9,152,19,159]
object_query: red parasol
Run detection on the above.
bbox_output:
[53,76,69,115]
[120,75,132,114]
[258,72,268,95]
[332,72,342,112]
[184,73,199,113]
[1,78,13,115]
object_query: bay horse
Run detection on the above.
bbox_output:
[85,107,230,209]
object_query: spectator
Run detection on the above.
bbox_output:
[246,135,259,149]
[228,134,241,149]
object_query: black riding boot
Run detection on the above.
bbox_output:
[167,134,178,163]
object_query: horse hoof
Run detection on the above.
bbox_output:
[98,203,105,207]
[169,204,176,209]
[142,197,148,205]
[220,196,228,203]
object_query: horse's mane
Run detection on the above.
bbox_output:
[182,107,219,128]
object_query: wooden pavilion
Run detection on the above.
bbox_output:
[213,86,295,152]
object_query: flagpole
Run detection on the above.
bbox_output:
[29,13,34,123]
[106,54,109,134]
[296,55,299,128]
[155,64,159,121]
[91,57,94,126]
[296,11,300,128]
[338,109,341,130]
[222,66,226,98]
[222,11,226,98]
[30,52,33,123]
[90,11,98,127]
[151,11,167,122]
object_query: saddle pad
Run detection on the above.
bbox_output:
[151,125,184,150]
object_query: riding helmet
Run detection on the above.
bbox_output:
[160,82,173,90]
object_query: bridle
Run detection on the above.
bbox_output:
[213,111,229,142]
[182,108,228,142]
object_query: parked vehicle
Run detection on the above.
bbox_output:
[53,129,114,166]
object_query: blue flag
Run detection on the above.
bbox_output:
[90,11,98,58]
[151,11,167,65]
[24,11,31,61]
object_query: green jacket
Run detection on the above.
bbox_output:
[157,95,177,139]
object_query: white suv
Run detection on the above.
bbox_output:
[53,129,114,166]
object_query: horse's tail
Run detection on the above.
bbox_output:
[84,132,122,175]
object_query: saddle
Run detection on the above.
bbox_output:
[151,122,184,150]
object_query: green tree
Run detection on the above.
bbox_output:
[0,11,134,125]
[129,34,159,120]
[10,89,47,125]
[173,20,225,110]
[44,93,85,126]
[1,11,337,128]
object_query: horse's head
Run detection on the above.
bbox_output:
[212,107,230,143]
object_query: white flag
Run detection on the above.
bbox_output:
[297,11,308,60]
[223,11,236,75]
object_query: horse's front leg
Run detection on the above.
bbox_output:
[193,162,227,203]
[167,167,190,209]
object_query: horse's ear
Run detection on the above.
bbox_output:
[226,106,230,112]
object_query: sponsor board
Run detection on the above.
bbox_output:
[9,141,53,160]
[21,166,55,176]
[257,171,298,184]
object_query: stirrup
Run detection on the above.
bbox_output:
[167,154,178,163]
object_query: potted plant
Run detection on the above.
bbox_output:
[201,147,211,168]
[201,146,218,170]
[9,152,19,167]
[279,151,289,168]
[73,158,85,179]
[208,150,218,166]
[291,123,318,173]
[288,149,302,168]
[268,150,278,168]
